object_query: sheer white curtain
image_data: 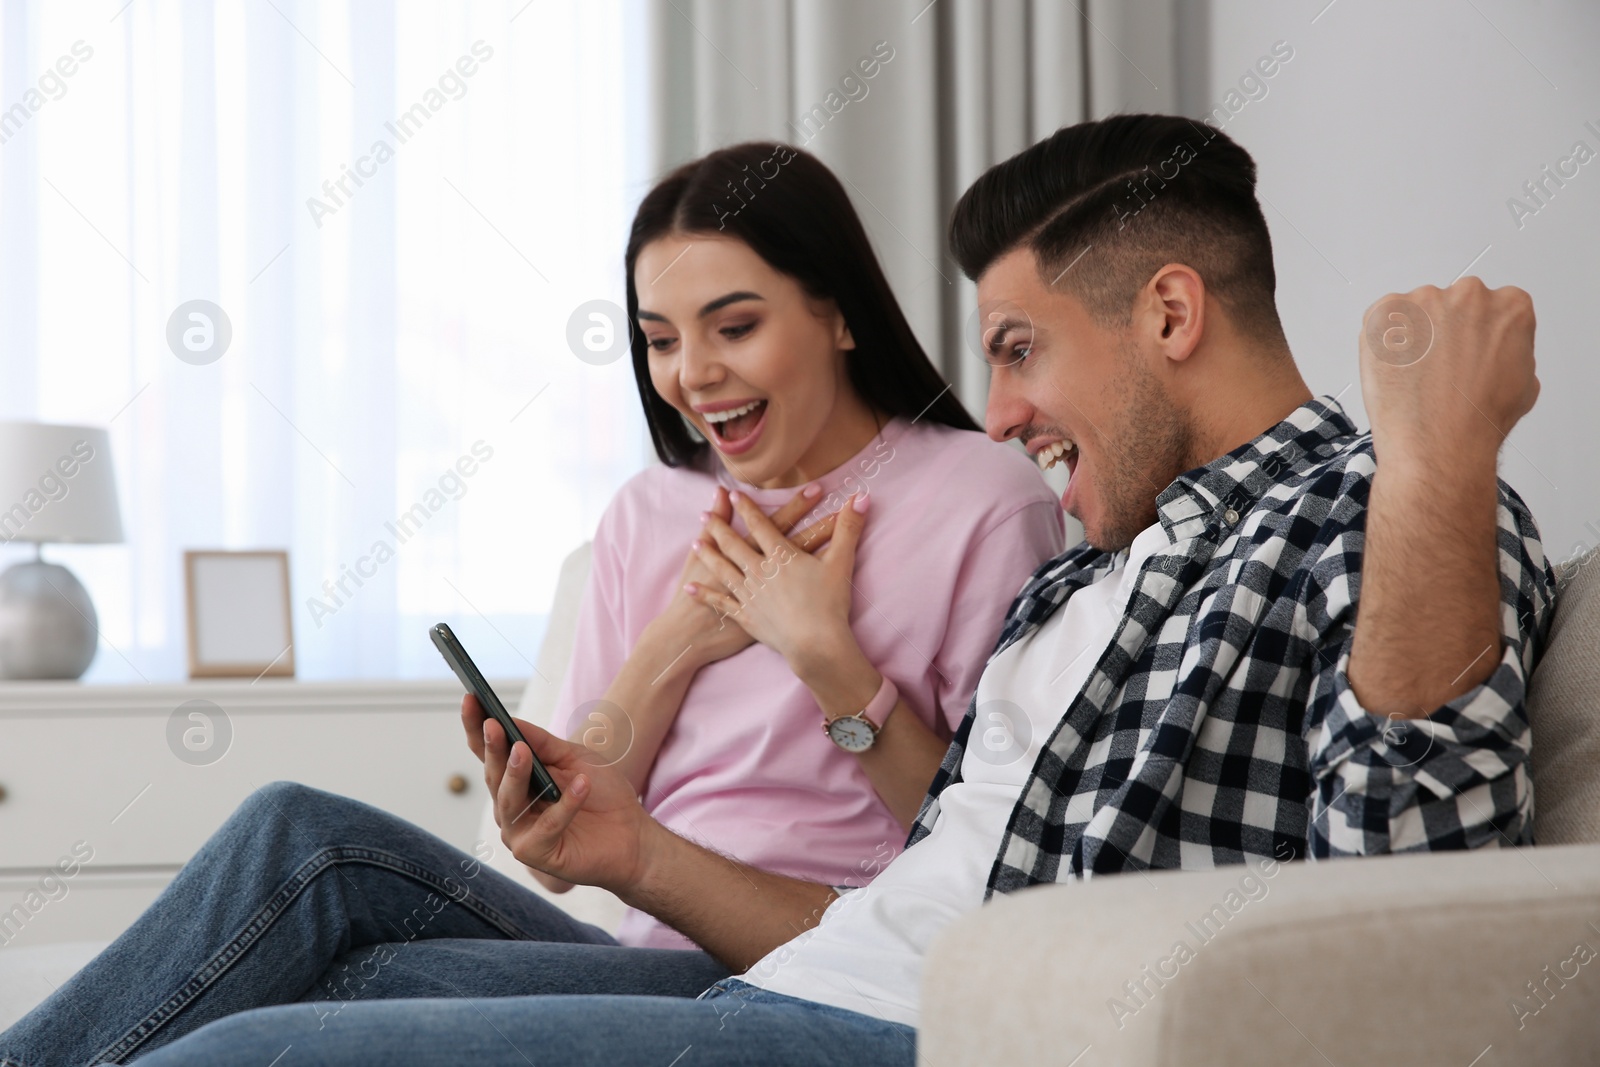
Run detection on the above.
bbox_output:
[0,0,651,682]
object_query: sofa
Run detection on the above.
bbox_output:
[5,542,1597,1063]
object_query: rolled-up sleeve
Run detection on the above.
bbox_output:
[1303,482,1555,857]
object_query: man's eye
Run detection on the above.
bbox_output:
[988,343,1029,367]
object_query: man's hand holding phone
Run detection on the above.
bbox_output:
[460,692,849,972]
[448,624,843,972]
[459,695,661,894]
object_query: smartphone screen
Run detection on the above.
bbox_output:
[431,622,560,803]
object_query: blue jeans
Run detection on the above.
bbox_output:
[0,782,916,1066]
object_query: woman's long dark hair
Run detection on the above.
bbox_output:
[624,142,979,467]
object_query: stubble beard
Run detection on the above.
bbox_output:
[1083,345,1195,553]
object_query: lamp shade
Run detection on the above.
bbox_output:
[0,421,124,545]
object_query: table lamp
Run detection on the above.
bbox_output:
[0,421,124,680]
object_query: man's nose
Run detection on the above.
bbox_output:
[984,368,1032,444]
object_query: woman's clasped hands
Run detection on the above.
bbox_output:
[685,484,870,672]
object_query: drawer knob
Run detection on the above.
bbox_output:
[0,783,6,803]
[447,774,469,795]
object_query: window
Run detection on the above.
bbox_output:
[0,0,650,681]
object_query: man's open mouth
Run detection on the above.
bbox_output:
[1036,439,1077,472]
[703,399,768,445]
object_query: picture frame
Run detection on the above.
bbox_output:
[183,549,295,679]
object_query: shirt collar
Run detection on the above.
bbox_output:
[1154,395,1359,543]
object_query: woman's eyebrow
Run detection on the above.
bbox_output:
[637,291,764,324]
[698,291,763,316]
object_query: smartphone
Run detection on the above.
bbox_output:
[430,622,561,804]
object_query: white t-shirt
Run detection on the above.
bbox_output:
[737,522,1168,1028]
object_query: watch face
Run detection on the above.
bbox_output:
[827,715,876,753]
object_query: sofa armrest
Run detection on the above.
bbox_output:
[485,541,628,932]
[922,844,1600,1066]
[0,941,106,1032]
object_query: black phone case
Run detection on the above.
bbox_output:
[430,622,561,803]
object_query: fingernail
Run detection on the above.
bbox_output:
[690,538,701,552]
[572,775,589,798]
[482,721,490,741]
[853,493,870,513]
[729,490,743,503]
[509,745,524,767]
[802,483,821,499]
[684,582,699,596]
[698,510,711,524]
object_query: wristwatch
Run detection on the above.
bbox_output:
[823,673,898,753]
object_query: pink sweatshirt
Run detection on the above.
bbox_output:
[551,418,1065,948]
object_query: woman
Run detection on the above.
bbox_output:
[0,144,1060,1064]
[543,141,1064,948]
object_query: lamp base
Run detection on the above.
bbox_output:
[0,560,100,680]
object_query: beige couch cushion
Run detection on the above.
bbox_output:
[479,543,629,933]
[1529,550,1600,844]
[923,843,1600,1066]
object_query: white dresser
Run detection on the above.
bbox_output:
[0,679,520,949]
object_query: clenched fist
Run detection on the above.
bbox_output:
[1358,278,1539,469]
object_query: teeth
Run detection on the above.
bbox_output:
[703,400,763,424]
[1035,439,1077,472]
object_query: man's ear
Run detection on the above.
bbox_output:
[1145,264,1205,364]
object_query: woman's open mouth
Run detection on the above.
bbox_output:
[702,399,769,456]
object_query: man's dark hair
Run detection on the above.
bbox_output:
[950,114,1286,347]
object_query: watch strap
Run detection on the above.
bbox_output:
[860,672,898,728]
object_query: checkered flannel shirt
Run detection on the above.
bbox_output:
[905,396,1556,898]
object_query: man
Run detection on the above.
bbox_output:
[1,115,1552,1065]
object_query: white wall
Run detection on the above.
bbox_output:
[1204,0,1600,561]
